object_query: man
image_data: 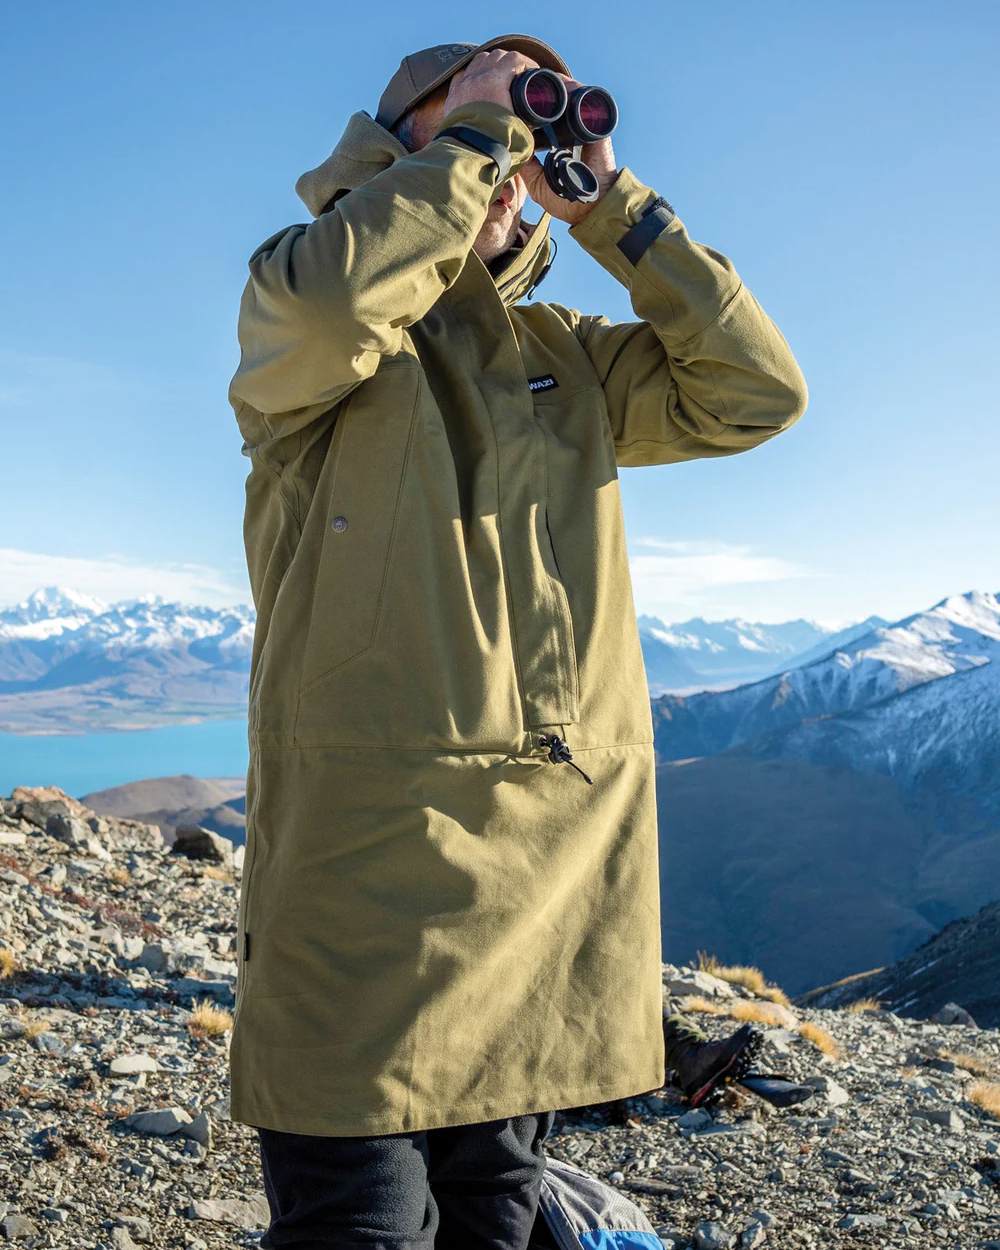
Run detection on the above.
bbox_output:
[228,33,808,1250]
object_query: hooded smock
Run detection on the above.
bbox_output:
[227,98,808,1136]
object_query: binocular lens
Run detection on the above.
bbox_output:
[523,73,565,121]
[507,69,619,201]
[574,87,617,139]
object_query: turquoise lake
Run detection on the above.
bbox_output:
[0,718,249,798]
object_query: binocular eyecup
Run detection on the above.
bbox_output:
[509,68,618,204]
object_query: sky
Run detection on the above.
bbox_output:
[2,0,997,629]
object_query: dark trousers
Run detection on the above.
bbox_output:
[256,1111,561,1250]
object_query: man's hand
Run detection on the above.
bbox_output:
[519,72,619,227]
[442,48,542,116]
[442,52,619,227]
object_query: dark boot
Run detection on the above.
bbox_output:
[663,1015,763,1107]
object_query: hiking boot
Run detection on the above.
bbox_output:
[664,1017,763,1108]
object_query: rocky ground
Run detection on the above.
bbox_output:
[0,785,998,1249]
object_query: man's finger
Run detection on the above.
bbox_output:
[520,154,545,186]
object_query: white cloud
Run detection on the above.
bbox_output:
[628,537,816,619]
[0,548,250,611]
[0,539,820,624]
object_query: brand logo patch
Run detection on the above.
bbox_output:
[435,45,475,63]
[527,374,559,393]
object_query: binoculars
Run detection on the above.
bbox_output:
[510,68,618,203]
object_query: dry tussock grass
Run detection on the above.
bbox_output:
[722,965,769,994]
[846,997,883,1014]
[188,998,233,1038]
[730,1000,794,1027]
[696,950,789,1005]
[106,865,130,885]
[967,1081,1000,1118]
[757,985,792,1007]
[939,1049,998,1078]
[678,995,727,1016]
[798,1021,842,1059]
[679,995,796,1028]
[201,864,232,882]
[23,1017,50,1040]
[0,948,17,979]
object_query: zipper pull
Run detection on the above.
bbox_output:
[536,733,593,785]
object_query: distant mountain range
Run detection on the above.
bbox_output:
[0,587,252,732]
[655,590,1000,830]
[0,584,881,733]
[637,612,886,693]
[654,589,1000,993]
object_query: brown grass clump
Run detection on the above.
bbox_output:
[846,997,883,1014]
[678,995,727,1017]
[23,1017,50,1040]
[939,1049,998,1078]
[730,1001,794,1028]
[106,865,130,885]
[0,948,17,979]
[715,964,769,995]
[967,1081,1000,1119]
[678,995,796,1029]
[201,864,232,881]
[798,1021,842,1060]
[695,950,789,1005]
[187,998,233,1038]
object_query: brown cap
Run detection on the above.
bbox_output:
[375,34,572,132]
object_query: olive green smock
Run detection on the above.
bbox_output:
[226,97,807,1136]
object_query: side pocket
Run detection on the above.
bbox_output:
[543,505,565,584]
[233,757,261,1020]
[297,362,422,694]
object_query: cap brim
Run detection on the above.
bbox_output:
[380,33,573,131]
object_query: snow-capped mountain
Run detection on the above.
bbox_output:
[0,587,252,653]
[0,587,109,638]
[653,589,1000,992]
[0,587,253,733]
[637,611,885,693]
[654,589,1000,828]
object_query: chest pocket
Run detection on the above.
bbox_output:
[529,378,619,482]
[298,359,422,694]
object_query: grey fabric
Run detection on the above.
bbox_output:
[537,1156,659,1249]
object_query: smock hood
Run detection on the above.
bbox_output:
[295,109,555,307]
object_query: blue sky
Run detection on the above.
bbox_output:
[3,0,997,627]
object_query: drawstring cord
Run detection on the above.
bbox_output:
[536,733,593,785]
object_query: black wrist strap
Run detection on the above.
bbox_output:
[435,125,512,183]
[616,194,677,265]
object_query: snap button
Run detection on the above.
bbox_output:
[331,515,348,532]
